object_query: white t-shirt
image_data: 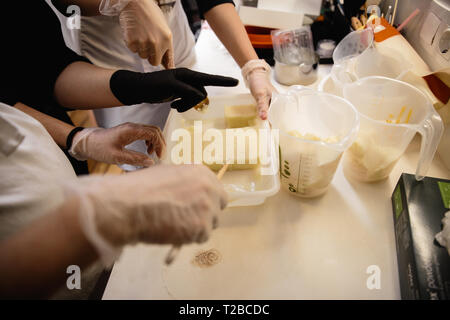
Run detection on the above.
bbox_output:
[0,103,77,241]
[0,103,103,299]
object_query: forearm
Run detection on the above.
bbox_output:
[204,3,258,67]
[0,196,98,299]
[14,103,75,148]
[52,0,101,16]
[54,61,123,109]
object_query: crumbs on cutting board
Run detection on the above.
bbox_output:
[192,249,222,268]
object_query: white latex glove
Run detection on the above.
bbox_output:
[69,123,165,167]
[99,0,175,69]
[436,211,450,256]
[241,59,277,120]
[70,164,227,265]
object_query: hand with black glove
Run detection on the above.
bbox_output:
[110,68,239,112]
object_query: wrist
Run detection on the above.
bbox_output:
[110,70,144,105]
[241,59,271,87]
[68,127,101,161]
[66,127,85,150]
[67,178,123,267]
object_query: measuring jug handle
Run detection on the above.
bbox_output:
[415,112,444,181]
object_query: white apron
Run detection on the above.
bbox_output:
[46,0,196,130]
[47,0,196,168]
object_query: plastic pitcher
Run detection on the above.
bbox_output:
[269,87,359,198]
[330,28,374,96]
[333,28,374,64]
[330,28,412,96]
[271,26,316,65]
[343,76,444,182]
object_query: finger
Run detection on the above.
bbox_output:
[171,96,206,113]
[120,124,166,158]
[193,84,207,97]
[138,47,150,59]
[146,133,165,159]
[143,127,166,158]
[176,68,239,87]
[162,46,175,69]
[194,165,228,210]
[256,93,270,120]
[144,125,166,158]
[170,82,206,112]
[127,40,140,53]
[115,149,155,167]
[146,44,161,66]
[152,47,164,67]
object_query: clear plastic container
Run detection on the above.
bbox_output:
[329,28,412,97]
[162,94,280,207]
[333,28,374,65]
[269,87,360,198]
[271,26,316,65]
[353,47,412,80]
[343,76,444,182]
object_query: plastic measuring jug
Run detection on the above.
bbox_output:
[343,76,444,182]
[272,27,318,85]
[330,28,374,96]
[330,28,412,96]
[333,28,374,64]
[269,87,359,198]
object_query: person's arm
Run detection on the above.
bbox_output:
[0,164,227,298]
[54,62,122,110]
[0,196,98,299]
[203,3,276,120]
[54,62,238,111]
[203,3,258,68]
[13,102,166,168]
[14,102,74,148]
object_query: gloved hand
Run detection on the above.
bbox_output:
[99,0,174,69]
[70,164,227,265]
[68,123,165,167]
[241,59,277,120]
[110,68,239,112]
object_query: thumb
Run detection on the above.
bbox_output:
[115,149,155,167]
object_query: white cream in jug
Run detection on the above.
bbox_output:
[280,131,342,198]
[344,131,401,182]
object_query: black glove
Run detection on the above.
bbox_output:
[110,68,239,112]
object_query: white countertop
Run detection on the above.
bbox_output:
[102,28,450,300]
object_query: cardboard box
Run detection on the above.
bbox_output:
[392,173,450,300]
[238,5,304,29]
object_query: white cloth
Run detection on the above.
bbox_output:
[0,103,77,241]
[80,0,196,130]
[0,103,104,299]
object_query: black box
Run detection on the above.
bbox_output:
[392,173,450,300]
